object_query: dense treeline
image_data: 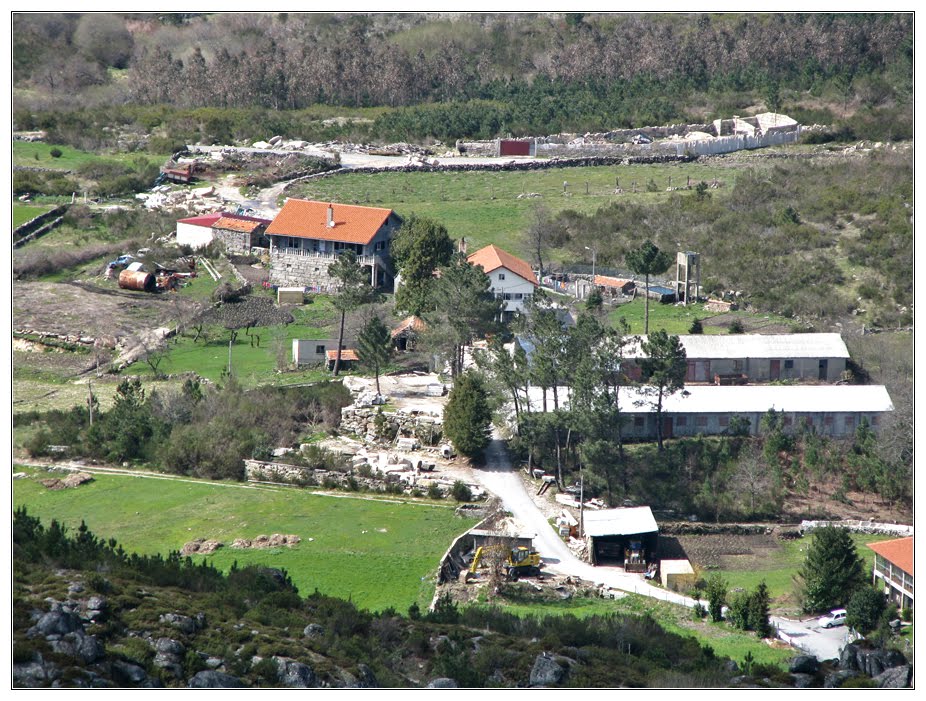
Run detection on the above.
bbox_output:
[13,13,912,142]
[18,378,351,480]
[14,509,738,687]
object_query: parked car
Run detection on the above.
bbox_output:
[819,609,847,628]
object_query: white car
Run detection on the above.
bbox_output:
[819,608,847,628]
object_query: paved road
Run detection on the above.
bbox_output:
[771,615,857,661]
[472,433,697,608]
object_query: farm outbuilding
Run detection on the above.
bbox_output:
[325,348,359,371]
[584,507,659,569]
[391,315,426,351]
[292,338,341,366]
[277,287,305,305]
[175,213,223,249]
[593,275,635,296]
[624,333,851,383]
[497,139,536,157]
[660,559,696,591]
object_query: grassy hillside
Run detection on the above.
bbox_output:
[13,465,478,612]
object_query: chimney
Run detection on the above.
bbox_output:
[327,204,334,228]
[458,237,467,255]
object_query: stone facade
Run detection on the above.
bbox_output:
[339,406,443,445]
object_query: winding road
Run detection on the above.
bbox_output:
[472,431,697,608]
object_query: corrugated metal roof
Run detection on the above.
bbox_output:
[213,217,265,233]
[594,275,634,288]
[467,245,538,286]
[625,333,850,360]
[266,199,393,244]
[868,537,913,575]
[525,384,894,414]
[584,507,658,537]
[177,213,223,227]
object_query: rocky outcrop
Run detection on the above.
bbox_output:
[273,656,317,688]
[152,637,186,679]
[788,655,820,674]
[839,643,907,679]
[188,671,246,688]
[339,406,442,445]
[873,665,912,688]
[427,677,458,688]
[530,652,567,687]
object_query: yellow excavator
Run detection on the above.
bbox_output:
[469,545,542,580]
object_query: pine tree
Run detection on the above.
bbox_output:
[640,330,687,451]
[329,251,380,377]
[357,315,393,396]
[625,240,671,334]
[443,371,492,457]
[796,526,866,614]
[392,215,455,317]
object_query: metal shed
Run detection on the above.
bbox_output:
[584,507,659,568]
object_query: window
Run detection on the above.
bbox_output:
[696,416,708,427]
[315,345,326,354]
[845,416,855,430]
[498,273,506,280]
[784,359,794,369]
[719,415,729,427]
[634,416,644,428]
[676,416,687,427]
[824,416,834,427]
[871,415,880,427]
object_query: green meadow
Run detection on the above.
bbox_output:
[13,466,478,612]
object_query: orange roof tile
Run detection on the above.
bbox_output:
[391,315,427,338]
[594,274,634,288]
[467,244,537,286]
[266,199,394,245]
[868,537,913,575]
[213,217,265,233]
[326,349,359,362]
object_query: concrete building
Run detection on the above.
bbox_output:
[625,333,851,383]
[292,338,343,366]
[266,199,400,290]
[175,212,222,249]
[523,384,893,440]
[467,244,538,321]
[868,537,914,613]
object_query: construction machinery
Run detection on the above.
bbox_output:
[469,545,542,580]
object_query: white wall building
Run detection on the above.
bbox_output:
[467,244,538,321]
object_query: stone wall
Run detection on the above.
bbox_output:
[269,250,341,291]
[214,228,252,255]
[339,406,443,445]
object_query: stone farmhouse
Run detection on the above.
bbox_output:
[265,199,401,290]
[623,333,850,384]
[467,244,538,321]
[175,212,271,252]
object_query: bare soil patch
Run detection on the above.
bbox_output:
[14,280,203,340]
[665,532,782,571]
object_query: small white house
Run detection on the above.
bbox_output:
[467,244,538,321]
[175,213,222,249]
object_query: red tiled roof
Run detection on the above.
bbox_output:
[595,274,634,288]
[467,244,538,286]
[326,349,359,362]
[868,537,913,575]
[177,213,223,227]
[391,315,427,338]
[213,217,266,233]
[266,199,393,245]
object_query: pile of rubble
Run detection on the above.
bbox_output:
[339,405,443,446]
[40,472,94,490]
[231,534,302,549]
[135,183,226,213]
[180,539,223,556]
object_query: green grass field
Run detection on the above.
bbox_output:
[13,203,55,228]
[13,141,170,172]
[123,297,339,386]
[606,298,798,335]
[290,163,732,252]
[710,532,885,608]
[13,465,478,612]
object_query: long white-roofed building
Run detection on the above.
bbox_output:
[522,384,892,439]
[623,332,850,383]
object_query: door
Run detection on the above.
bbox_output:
[662,416,674,439]
[770,359,781,381]
[818,359,828,381]
[686,361,696,382]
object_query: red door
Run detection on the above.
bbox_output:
[662,416,674,439]
[770,359,781,381]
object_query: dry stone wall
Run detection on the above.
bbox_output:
[339,406,443,445]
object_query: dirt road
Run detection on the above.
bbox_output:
[472,431,697,608]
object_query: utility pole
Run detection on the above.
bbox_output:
[579,471,584,538]
[228,337,233,376]
[87,379,93,427]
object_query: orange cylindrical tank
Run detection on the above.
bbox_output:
[118,269,156,292]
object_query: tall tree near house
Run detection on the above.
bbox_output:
[391,215,455,317]
[639,330,687,451]
[427,253,502,378]
[329,251,380,377]
[443,371,493,458]
[521,204,555,280]
[519,289,568,411]
[795,526,866,614]
[356,315,393,397]
[625,240,671,334]
[475,338,531,422]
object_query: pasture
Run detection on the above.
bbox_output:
[13,466,478,612]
